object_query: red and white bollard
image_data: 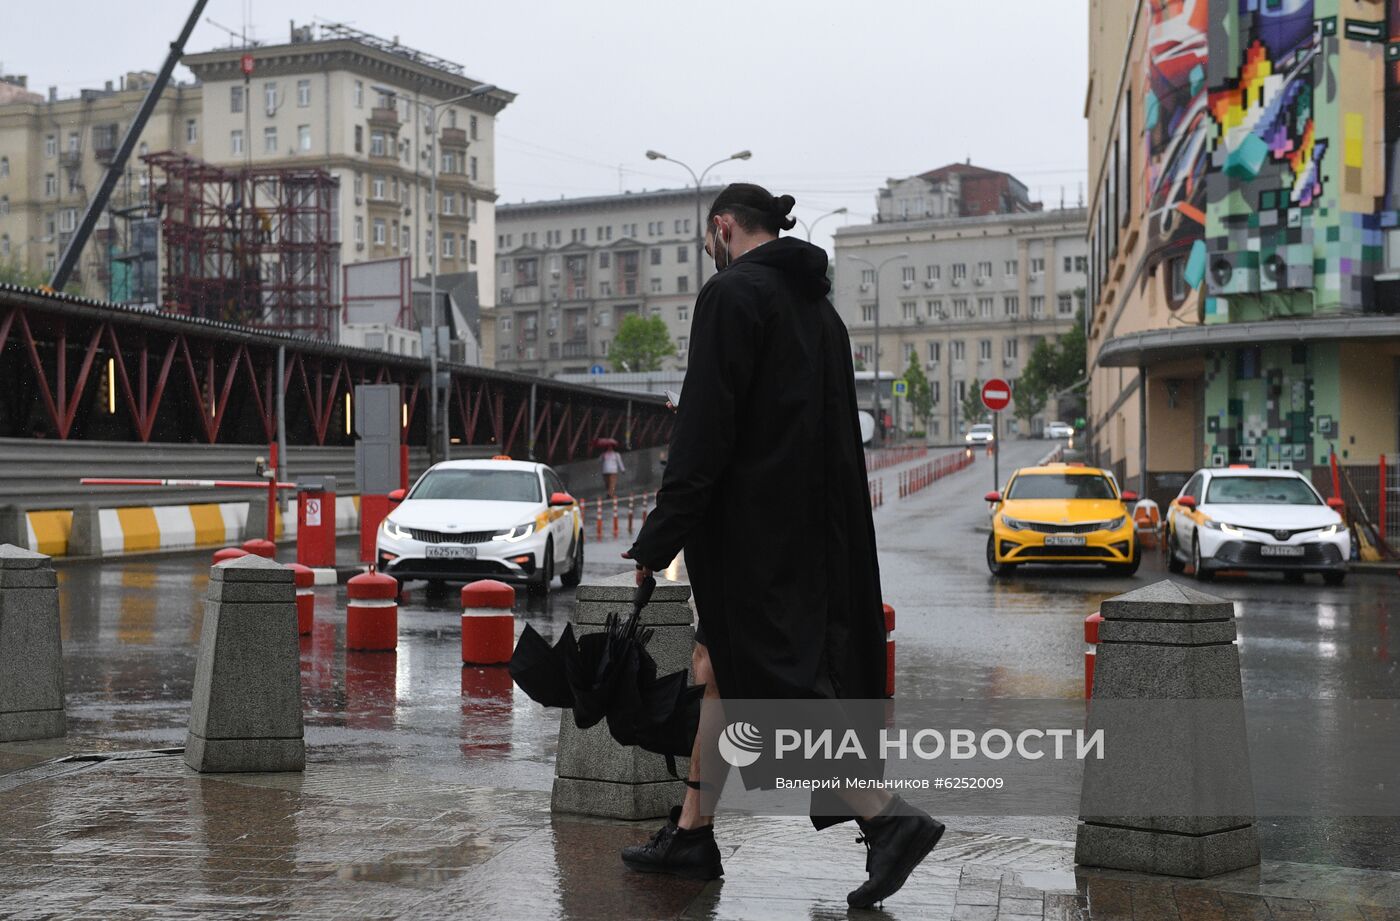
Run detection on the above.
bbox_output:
[461,579,515,665]
[242,538,276,559]
[289,563,315,636]
[346,572,398,651]
[212,546,248,564]
[1084,610,1102,699]
[883,602,896,699]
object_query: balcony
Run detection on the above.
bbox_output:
[563,341,588,359]
[94,146,117,165]
[370,106,400,129]
[439,127,467,148]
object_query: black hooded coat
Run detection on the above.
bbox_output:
[627,236,886,702]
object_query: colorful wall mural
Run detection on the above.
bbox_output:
[1144,0,1212,264]
[1201,0,1387,318]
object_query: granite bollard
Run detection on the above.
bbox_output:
[185,554,305,772]
[0,544,66,741]
[1075,580,1260,878]
[551,570,695,820]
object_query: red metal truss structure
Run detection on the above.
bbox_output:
[145,151,339,338]
[0,285,673,464]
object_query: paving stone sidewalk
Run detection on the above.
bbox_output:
[2,748,1399,921]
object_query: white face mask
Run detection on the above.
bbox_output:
[711,219,732,273]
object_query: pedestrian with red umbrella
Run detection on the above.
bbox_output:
[620,183,943,909]
[598,438,625,498]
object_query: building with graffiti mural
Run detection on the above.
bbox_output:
[1087,0,1400,507]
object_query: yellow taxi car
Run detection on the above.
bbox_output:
[984,463,1140,577]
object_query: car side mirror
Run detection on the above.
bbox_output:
[1177,495,1196,509]
[1121,491,1138,503]
[984,491,1002,503]
[1326,497,1345,513]
[388,488,406,503]
[549,491,575,507]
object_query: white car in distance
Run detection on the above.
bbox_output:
[376,458,584,595]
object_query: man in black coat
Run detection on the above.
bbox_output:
[621,184,943,909]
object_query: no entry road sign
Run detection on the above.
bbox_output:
[981,378,1011,412]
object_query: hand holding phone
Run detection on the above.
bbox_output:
[664,389,680,412]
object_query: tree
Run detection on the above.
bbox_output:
[610,315,676,372]
[903,353,933,432]
[0,259,50,289]
[1009,307,1088,427]
[1013,375,1046,429]
[962,377,986,427]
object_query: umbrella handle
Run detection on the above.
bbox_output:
[633,573,656,615]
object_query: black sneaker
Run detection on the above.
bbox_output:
[621,806,724,881]
[847,798,945,909]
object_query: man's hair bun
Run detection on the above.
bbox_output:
[770,194,797,231]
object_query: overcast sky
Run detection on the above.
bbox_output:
[4,1,1088,252]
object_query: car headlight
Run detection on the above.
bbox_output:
[1000,515,1029,531]
[1318,523,1340,538]
[965,434,973,442]
[1202,519,1243,536]
[493,522,535,542]
[1106,516,1127,531]
[381,519,410,540]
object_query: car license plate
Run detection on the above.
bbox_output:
[1045,535,1086,547]
[425,545,477,560]
[1260,545,1304,557]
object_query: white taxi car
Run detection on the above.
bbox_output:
[376,458,583,595]
[966,423,995,445]
[1165,466,1349,585]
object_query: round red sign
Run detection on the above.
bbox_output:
[240,54,255,77]
[981,378,1012,412]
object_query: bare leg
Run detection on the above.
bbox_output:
[677,642,725,830]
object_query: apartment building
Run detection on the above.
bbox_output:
[494,187,720,376]
[1087,0,1400,503]
[834,164,1088,439]
[0,72,201,300]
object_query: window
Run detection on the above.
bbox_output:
[59,208,77,232]
[977,261,992,278]
[931,381,940,405]
[1064,256,1073,273]
[0,196,8,215]
[44,135,56,158]
[44,174,56,196]
[651,277,663,293]
[469,239,477,264]
[425,230,434,258]
[469,114,479,140]
[186,118,198,143]
[599,310,612,327]
[926,264,940,281]
[373,219,386,245]
[677,276,689,294]
[599,252,611,269]
[952,263,966,280]
[1074,255,1087,272]
[354,80,364,108]
[297,125,311,152]
[469,199,477,220]
[1004,295,1019,317]
[861,304,877,323]
[230,130,244,156]
[953,297,969,318]
[901,300,918,321]
[861,269,876,285]
[650,248,662,266]
[372,176,385,199]
[1057,293,1074,316]
[296,79,311,107]
[599,281,612,297]
[469,156,478,180]
[0,156,7,177]
[978,297,994,318]
[678,304,690,321]
[927,299,943,318]
[44,253,55,274]
[354,216,364,244]
[230,85,244,113]
[1004,259,1018,276]
[951,340,965,361]
[1030,295,1045,317]
[979,339,992,361]
[677,245,688,263]
[263,126,278,153]
[678,336,689,354]
[443,233,456,258]
[902,266,916,283]
[927,341,941,363]
[264,82,278,116]
[1030,257,1045,275]
[353,126,363,153]
[391,221,399,248]
[855,344,874,365]
[442,192,455,215]
[1005,339,1019,360]
[371,131,386,157]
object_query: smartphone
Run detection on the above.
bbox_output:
[664,389,681,409]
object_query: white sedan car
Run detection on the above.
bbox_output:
[1044,421,1074,439]
[966,423,995,445]
[1165,467,1350,585]
[376,458,583,594]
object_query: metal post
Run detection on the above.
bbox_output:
[625,399,633,450]
[1138,365,1148,498]
[873,281,882,447]
[441,370,451,460]
[276,345,287,485]
[993,412,1000,493]
[428,107,440,467]
[528,382,537,460]
[694,185,704,297]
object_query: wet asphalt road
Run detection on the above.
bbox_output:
[25,438,1400,873]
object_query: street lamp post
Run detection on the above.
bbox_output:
[644,149,751,296]
[845,252,908,446]
[421,83,495,463]
[794,207,848,243]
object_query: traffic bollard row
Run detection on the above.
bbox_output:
[212,546,248,564]
[863,445,929,472]
[241,538,276,559]
[897,450,976,500]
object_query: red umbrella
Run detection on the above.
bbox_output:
[593,437,620,451]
